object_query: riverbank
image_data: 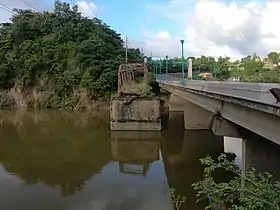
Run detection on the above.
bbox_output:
[0,87,111,111]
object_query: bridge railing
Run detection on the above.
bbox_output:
[156,74,280,105]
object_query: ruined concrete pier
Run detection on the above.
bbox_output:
[110,96,162,131]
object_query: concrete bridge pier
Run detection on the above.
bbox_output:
[160,90,171,110]
[211,116,241,138]
[183,100,214,130]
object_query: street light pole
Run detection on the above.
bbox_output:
[180,40,185,86]
[214,57,218,80]
[166,55,169,81]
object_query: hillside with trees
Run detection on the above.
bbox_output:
[0,1,143,109]
[149,53,280,83]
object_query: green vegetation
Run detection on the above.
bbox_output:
[149,53,280,83]
[120,76,157,100]
[170,188,187,210]
[192,154,280,210]
[0,1,143,109]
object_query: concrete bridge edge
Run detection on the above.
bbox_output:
[160,85,280,145]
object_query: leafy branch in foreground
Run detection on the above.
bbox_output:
[192,154,280,210]
[170,188,186,210]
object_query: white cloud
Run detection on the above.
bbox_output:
[76,0,100,19]
[140,0,280,60]
[0,0,100,23]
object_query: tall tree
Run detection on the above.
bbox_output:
[268,52,279,64]
[0,1,143,107]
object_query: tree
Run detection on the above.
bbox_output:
[0,1,143,108]
[193,154,280,210]
[268,52,279,64]
[215,57,230,80]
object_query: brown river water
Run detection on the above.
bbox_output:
[0,109,279,210]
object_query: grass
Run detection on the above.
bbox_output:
[119,79,157,99]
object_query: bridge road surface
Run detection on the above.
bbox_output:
[156,74,280,110]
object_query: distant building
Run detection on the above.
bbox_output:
[198,72,213,79]
[255,57,264,62]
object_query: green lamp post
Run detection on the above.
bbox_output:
[180,40,185,86]
[165,55,169,80]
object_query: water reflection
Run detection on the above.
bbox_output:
[161,111,224,210]
[1,109,280,210]
[0,110,111,197]
[0,110,171,210]
[110,131,161,176]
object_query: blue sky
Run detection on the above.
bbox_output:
[70,0,266,40]
[1,0,277,59]
[75,0,183,39]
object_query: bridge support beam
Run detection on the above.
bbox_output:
[159,83,280,145]
[169,95,186,111]
[211,116,241,138]
[160,90,171,110]
[183,100,214,130]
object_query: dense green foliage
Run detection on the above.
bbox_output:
[193,154,280,210]
[0,1,143,108]
[149,53,280,82]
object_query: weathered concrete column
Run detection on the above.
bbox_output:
[183,100,214,130]
[169,94,186,111]
[211,116,241,138]
[161,93,171,110]
[243,137,280,180]
[160,89,171,110]
[110,97,161,131]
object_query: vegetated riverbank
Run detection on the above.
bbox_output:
[0,1,144,110]
[0,86,111,111]
[0,75,158,110]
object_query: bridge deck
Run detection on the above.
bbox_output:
[157,76,280,110]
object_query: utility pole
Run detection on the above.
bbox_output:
[125,36,128,63]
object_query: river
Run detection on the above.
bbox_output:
[0,109,280,210]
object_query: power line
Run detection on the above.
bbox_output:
[19,0,40,12]
[0,6,14,14]
[71,0,89,17]
[0,3,15,14]
[125,36,128,63]
[87,1,97,17]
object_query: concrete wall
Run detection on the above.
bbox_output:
[110,98,161,131]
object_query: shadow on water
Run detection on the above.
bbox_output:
[161,111,225,210]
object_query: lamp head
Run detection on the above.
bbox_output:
[180,39,184,44]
